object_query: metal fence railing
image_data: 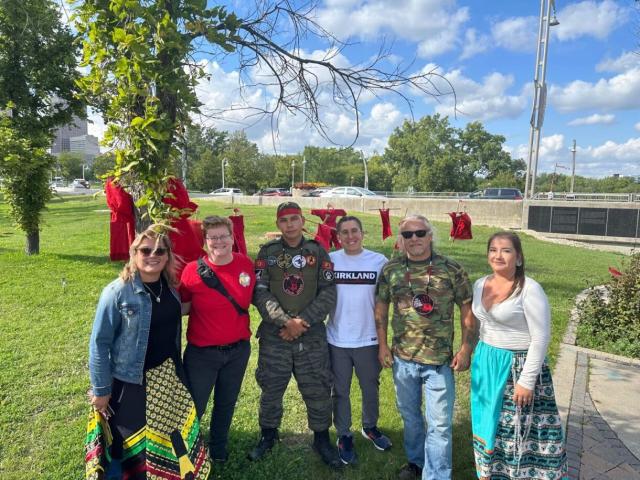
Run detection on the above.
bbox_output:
[372,191,640,202]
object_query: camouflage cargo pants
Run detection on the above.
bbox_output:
[255,335,332,432]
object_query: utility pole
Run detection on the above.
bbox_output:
[570,139,576,193]
[524,0,559,199]
[302,155,306,184]
[291,159,296,192]
[360,150,369,190]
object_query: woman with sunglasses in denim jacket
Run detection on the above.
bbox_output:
[86,227,210,480]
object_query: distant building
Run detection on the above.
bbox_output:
[51,115,100,164]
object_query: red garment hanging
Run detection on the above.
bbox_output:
[310,207,346,250]
[229,215,248,256]
[163,178,203,277]
[105,178,136,261]
[314,223,333,251]
[379,208,393,240]
[448,211,473,240]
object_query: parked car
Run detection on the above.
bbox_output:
[209,187,243,196]
[253,187,291,197]
[71,179,91,189]
[50,177,65,188]
[302,187,332,197]
[467,187,523,200]
[319,186,386,199]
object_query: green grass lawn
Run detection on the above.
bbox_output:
[0,196,624,479]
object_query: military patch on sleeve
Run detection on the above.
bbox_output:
[322,269,334,281]
[255,259,267,269]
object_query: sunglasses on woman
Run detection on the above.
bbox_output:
[400,229,429,239]
[137,247,168,257]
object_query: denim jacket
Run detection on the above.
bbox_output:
[89,272,181,397]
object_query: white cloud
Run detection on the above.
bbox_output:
[511,134,640,177]
[568,113,615,126]
[635,122,640,132]
[459,28,490,60]
[553,0,628,42]
[596,51,640,73]
[550,68,640,112]
[422,67,528,121]
[491,16,537,52]
[316,0,470,58]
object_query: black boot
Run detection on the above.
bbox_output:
[312,430,342,469]
[248,428,279,461]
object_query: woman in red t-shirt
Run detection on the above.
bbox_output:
[180,215,256,463]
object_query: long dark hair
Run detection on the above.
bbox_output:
[487,231,525,296]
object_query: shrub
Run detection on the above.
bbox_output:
[576,251,640,358]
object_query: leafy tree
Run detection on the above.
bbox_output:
[0,0,83,254]
[367,154,394,191]
[92,153,116,180]
[75,1,450,229]
[383,115,523,192]
[224,131,262,193]
[57,152,85,181]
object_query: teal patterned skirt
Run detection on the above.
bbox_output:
[471,344,568,479]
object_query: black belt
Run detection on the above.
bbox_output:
[202,340,246,351]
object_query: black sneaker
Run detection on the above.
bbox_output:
[336,435,357,465]
[398,462,423,480]
[312,430,343,469]
[361,426,392,451]
[247,429,279,461]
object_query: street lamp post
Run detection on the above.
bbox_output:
[524,0,559,200]
[221,157,228,188]
[360,150,369,190]
[291,159,296,192]
[82,164,87,181]
[302,155,306,184]
[570,139,576,193]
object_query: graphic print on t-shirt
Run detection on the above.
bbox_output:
[333,271,378,285]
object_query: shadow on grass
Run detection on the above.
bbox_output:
[201,415,476,480]
[51,253,123,266]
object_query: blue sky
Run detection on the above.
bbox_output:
[86,0,640,178]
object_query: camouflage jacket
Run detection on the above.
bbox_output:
[376,252,472,365]
[253,236,336,339]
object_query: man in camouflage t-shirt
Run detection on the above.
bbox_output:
[375,214,476,480]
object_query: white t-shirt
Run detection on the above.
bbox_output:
[472,275,551,390]
[327,249,388,348]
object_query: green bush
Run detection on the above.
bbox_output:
[576,251,640,358]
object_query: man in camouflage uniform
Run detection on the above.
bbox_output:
[375,214,477,480]
[249,202,341,468]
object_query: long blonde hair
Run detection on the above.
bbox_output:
[119,226,178,287]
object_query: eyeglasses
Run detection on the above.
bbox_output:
[400,230,429,239]
[137,247,168,257]
[205,234,232,242]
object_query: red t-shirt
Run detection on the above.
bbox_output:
[179,253,255,346]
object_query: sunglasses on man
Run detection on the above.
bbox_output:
[400,230,429,239]
[136,247,168,257]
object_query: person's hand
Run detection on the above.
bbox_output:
[378,343,393,368]
[281,317,309,341]
[450,348,471,372]
[90,394,112,419]
[513,384,534,408]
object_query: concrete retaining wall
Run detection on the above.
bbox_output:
[199,195,524,228]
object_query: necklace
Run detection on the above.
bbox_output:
[143,280,163,303]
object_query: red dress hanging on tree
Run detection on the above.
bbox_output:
[105,179,136,261]
[448,211,473,240]
[310,207,346,250]
[229,214,248,256]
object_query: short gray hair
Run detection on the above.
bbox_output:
[399,214,432,234]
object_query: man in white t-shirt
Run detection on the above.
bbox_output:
[328,215,391,465]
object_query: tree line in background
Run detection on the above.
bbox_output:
[81,114,639,195]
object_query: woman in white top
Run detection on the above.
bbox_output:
[470,232,567,480]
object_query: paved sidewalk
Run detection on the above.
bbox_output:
[554,299,640,479]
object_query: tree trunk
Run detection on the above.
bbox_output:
[25,230,39,255]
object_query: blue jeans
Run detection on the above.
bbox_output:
[393,356,455,480]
